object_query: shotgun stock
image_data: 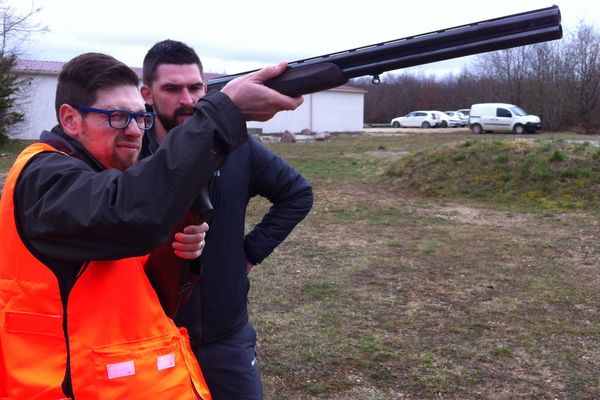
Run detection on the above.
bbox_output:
[144,213,200,319]
[145,172,216,319]
[207,6,562,97]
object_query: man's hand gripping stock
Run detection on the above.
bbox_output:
[221,61,304,121]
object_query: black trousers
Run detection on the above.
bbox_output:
[193,321,263,400]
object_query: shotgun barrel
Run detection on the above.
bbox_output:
[207,5,562,97]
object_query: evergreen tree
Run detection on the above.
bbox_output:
[0,53,23,145]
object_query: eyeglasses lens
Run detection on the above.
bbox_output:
[108,111,129,129]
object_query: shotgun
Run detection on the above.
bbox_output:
[148,5,562,319]
[207,5,562,96]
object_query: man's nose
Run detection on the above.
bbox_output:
[123,119,143,137]
[179,88,195,105]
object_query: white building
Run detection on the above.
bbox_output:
[247,85,366,134]
[10,60,65,139]
[11,60,366,139]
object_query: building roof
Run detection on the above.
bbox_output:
[14,60,65,75]
[14,59,144,77]
[13,60,366,93]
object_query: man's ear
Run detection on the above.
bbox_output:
[59,104,82,137]
[140,85,153,106]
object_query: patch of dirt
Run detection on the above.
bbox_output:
[364,127,468,135]
[434,204,531,228]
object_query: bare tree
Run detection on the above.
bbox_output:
[527,40,571,130]
[0,1,47,144]
[564,23,600,131]
[353,71,449,124]
[474,46,535,105]
[1,0,46,56]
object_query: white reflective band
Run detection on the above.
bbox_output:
[157,353,176,370]
[106,360,135,379]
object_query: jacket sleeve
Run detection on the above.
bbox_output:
[243,138,313,265]
[16,91,248,262]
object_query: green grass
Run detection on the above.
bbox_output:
[0,139,31,172]
[385,138,600,211]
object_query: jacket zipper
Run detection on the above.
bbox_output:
[61,261,90,399]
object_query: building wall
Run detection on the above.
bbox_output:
[313,90,364,132]
[10,74,58,139]
[247,90,364,134]
[247,94,313,134]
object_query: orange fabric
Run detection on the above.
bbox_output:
[0,143,211,399]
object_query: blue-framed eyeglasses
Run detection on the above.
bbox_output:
[74,105,156,130]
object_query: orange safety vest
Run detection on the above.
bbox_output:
[0,143,211,400]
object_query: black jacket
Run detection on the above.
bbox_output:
[14,91,247,297]
[167,135,314,343]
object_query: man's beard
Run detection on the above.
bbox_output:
[155,105,195,132]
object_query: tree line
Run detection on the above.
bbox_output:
[352,22,600,133]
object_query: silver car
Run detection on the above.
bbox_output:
[430,111,461,128]
[444,111,468,127]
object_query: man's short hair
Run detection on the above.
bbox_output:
[55,52,139,122]
[142,39,203,86]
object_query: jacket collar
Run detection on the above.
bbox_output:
[141,124,160,158]
[39,125,106,172]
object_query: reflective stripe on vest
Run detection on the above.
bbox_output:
[0,143,211,400]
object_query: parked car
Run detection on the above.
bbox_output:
[468,103,541,134]
[390,111,439,128]
[457,108,471,117]
[444,111,468,127]
[432,111,461,128]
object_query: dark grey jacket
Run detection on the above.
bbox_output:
[173,135,313,343]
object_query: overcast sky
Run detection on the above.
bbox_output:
[6,0,598,78]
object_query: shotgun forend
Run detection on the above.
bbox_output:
[207,5,562,97]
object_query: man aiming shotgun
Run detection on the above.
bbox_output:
[0,52,302,399]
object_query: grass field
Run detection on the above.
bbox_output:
[246,129,600,399]
[1,130,599,399]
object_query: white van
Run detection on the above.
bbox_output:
[468,103,541,134]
